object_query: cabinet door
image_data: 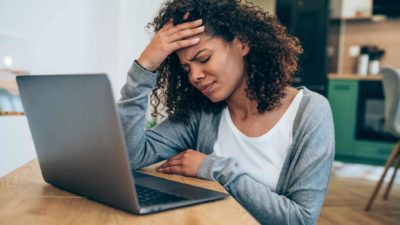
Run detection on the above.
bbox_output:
[328,80,359,156]
[355,140,394,163]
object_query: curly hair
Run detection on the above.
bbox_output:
[147,0,303,123]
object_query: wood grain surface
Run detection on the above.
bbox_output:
[0,160,259,225]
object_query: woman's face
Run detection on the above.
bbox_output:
[176,34,250,103]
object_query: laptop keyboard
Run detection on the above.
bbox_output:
[135,184,188,207]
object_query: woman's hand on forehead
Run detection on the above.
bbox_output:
[137,18,205,72]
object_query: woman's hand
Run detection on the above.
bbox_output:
[156,149,207,177]
[138,19,205,72]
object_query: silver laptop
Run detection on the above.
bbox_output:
[16,74,227,214]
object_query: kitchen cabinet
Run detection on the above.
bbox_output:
[328,76,395,165]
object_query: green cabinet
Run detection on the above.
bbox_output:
[328,80,358,157]
[328,79,395,165]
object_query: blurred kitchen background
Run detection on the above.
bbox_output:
[1,1,399,224]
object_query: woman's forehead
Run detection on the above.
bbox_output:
[176,35,221,62]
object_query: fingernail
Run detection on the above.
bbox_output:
[193,37,200,43]
[197,19,203,23]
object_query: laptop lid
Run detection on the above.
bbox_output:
[16,74,139,213]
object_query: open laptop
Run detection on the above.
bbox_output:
[16,74,227,214]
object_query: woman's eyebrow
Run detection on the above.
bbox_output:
[189,49,207,62]
[181,49,207,67]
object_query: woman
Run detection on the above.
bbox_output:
[118,0,334,224]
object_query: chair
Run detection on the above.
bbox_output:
[365,67,400,211]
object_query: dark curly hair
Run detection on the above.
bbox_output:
[147,0,303,123]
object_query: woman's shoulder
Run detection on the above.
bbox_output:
[299,87,331,115]
[294,87,333,130]
[301,87,330,107]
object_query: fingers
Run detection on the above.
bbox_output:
[157,166,183,174]
[167,25,205,42]
[154,19,203,54]
[171,38,201,50]
[160,19,174,31]
[158,158,183,169]
[166,19,203,36]
[156,149,203,177]
[155,154,182,171]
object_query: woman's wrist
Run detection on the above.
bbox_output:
[136,57,158,73]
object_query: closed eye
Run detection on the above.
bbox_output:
[181,55,211,73]
[199,55,211,63]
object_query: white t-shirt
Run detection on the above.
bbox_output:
[213,90,303,191]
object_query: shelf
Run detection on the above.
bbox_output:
[330,15,387,23]
[0,112,25,116]
[328,73,382,81]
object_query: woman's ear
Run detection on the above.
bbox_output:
[233,37,250,56]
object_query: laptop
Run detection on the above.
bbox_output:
[16,74,227,214]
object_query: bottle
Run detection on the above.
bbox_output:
[369,59,380,75]
[357,46,369,76]
[368,49,385,75]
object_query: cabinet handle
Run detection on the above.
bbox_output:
[334,85,350,90]
[377,148,390,154]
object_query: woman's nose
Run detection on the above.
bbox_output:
[189,67,205,83]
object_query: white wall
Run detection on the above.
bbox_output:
[0,0,163,176]
[0,116,35,177]
[116,0,164,93]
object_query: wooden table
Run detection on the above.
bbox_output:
[0,160,259,225]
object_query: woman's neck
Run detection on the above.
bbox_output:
[226,85,296,121]
[225,79,260,120]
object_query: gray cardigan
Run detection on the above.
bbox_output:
[118,61,335,225]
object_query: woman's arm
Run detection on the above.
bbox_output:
[117,61,199,169]
[117,19,206,169]
[197,100,335,225]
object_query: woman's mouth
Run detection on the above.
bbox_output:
[199,82,215,94]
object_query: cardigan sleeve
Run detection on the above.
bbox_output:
[117,61,199,169]
[197,97,335,225]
